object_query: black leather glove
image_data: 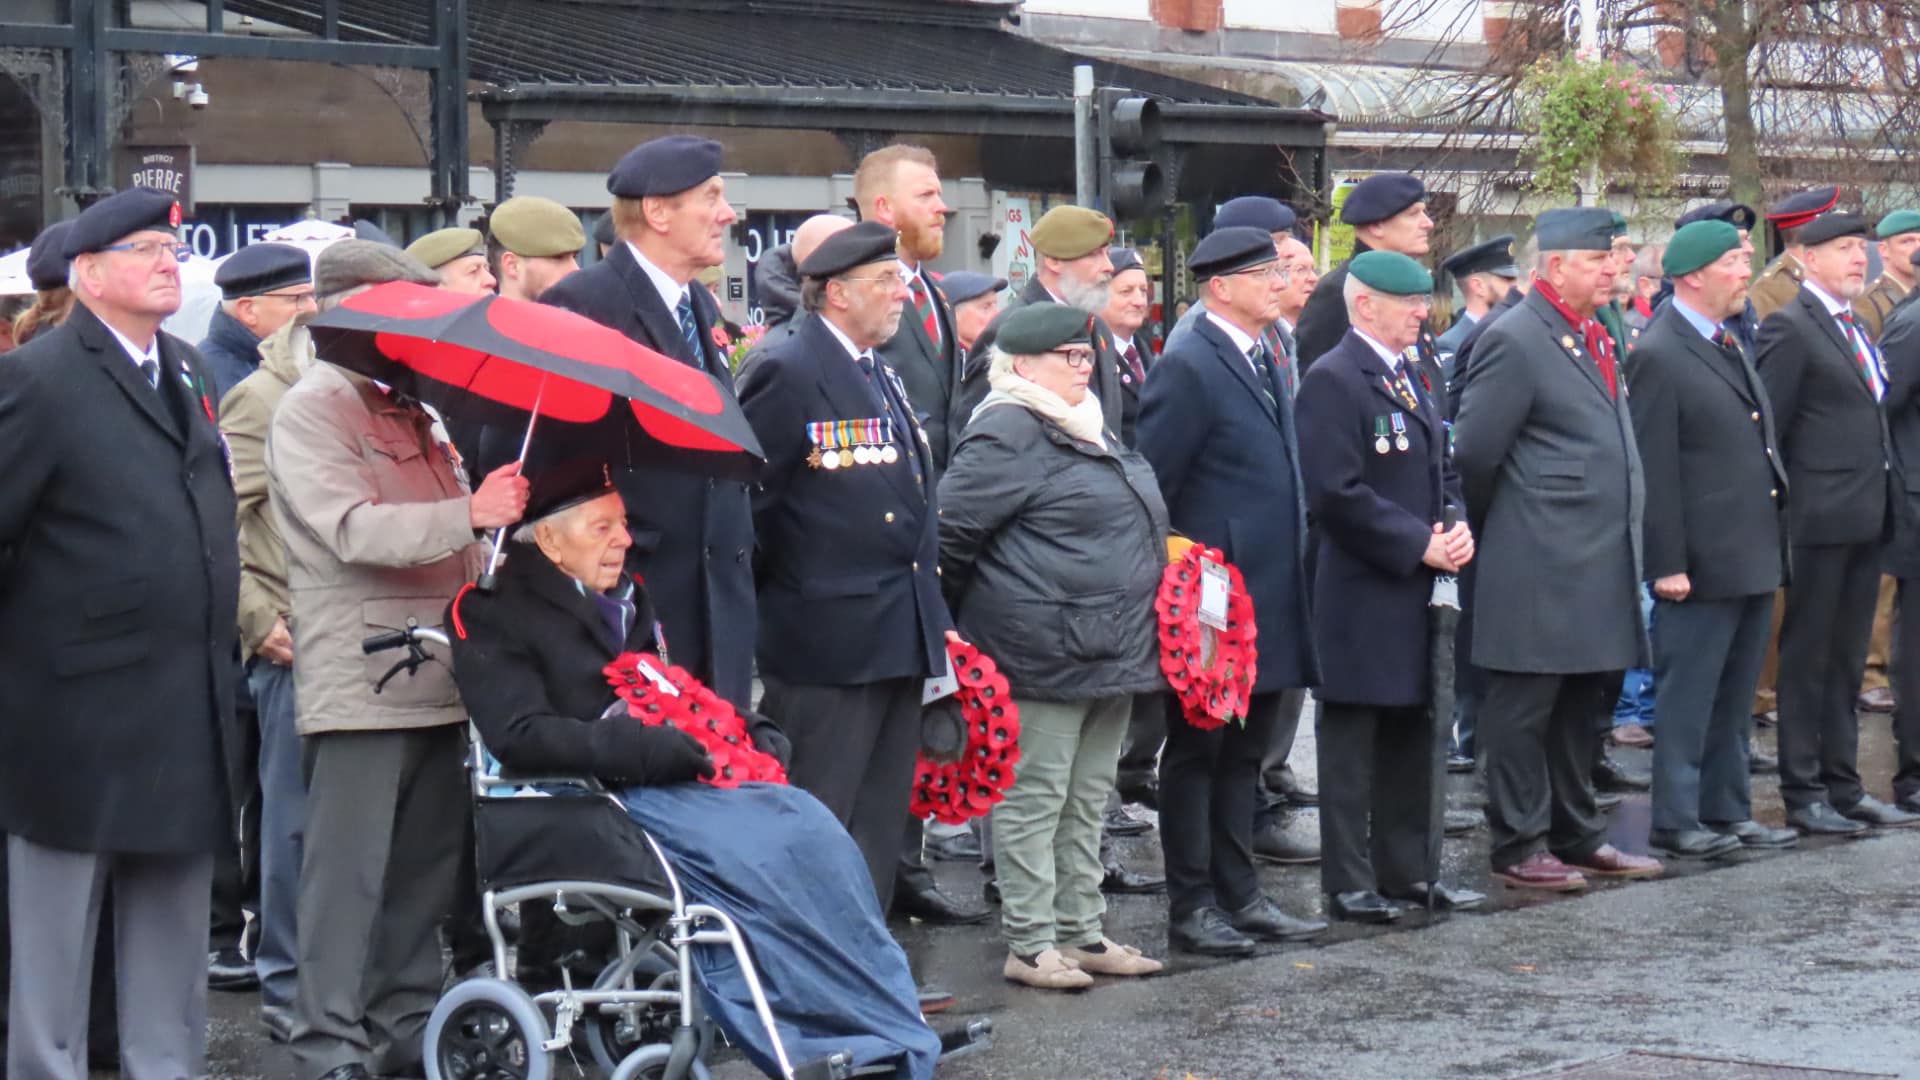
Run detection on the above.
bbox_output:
[590,720,716,786]
[744,709,792,769]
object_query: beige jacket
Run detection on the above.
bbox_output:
[268,362,483,735]
[221,320,308,657]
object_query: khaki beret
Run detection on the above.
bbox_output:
[1030,206,1114,260]
[487,197,585,258]
[405,227,485,270]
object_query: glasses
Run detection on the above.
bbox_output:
[99,239,190,263]
[261,291,318,307]
[1229,265,1290,283]
[841,270,906,288]
[1050,348,1096,369]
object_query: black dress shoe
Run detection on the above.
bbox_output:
[1382,882,1486,911]
[1596,790,1625,812]
[1446,752,1475,774]
[893,882,992,925]
[1839,795,1920,828]
[1709,820,1798,849]
[1169,907,1256,957]
[1271,766,1319,807]
[1443,808,1484,836]
[1648,828,1742,860]
[1101,804,1152,837]
[1593,754,1652,792]
[1896,794,1920,816]
[1226,896,1327,942]
[924,830,983,862]
[208,946,259,992]
[1250,822,1321,864]
[1101,859,1166,894]
[1328,890,1399,923]
[317,1066,373,1080]
[1117,779,1160,810]
[1786,802,1869,836]
[982,877,1001,905]
[1749,748,1778,774]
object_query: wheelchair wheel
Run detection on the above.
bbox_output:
[584,947,681,1074]
[424,977,554,1080]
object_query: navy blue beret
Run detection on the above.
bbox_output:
[607,135,725,198]
[1108,247,1145,276]
[592,211,615,247]
[1190,226,1279,281]
[26,221,72,291]
[215,242,312,299]
[1531,207,1615,252]
[1798,212,1871,247]
[1341,173,1426,226]
[1441,234,1518,279]
[352,218,399,247]
[941,270,1006,306]
[1213,196,1297,235]
[798,220,898,279]
[62,188,180,258]
[1674,200,1756,232]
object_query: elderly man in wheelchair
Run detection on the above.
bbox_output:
[399,458,974,1080]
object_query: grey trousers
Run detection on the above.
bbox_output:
[290,726,467,1080]
[6,836,212,1080]
[249,659,306,1010]
[1650,593,1772,832]
[1481,671,1618,869]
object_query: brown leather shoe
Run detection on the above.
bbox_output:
[1565,843,1663,880]
[1610,722,1654,748]
[1492,851,1588,891]
[1858,686,1897,714]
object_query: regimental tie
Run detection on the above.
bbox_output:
[1835,311,1885,399]
[674,292,703,363]
[138,357,160,391]
[1122,343,1145,384]
[1248,343,1280,409]
[908,273,941,346]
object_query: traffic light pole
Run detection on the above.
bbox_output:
[1073,64,1096,207]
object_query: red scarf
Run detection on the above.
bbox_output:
[1533,278,1617,398]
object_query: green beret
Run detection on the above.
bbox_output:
[1609,211,1629,238]
[405,227,485,270]
[1348,250,1432,296]
[487,197,585,257]
[1662,221,1741,278]
[1877,210,1920,240]
[996,302,1092,355]
[1029,206,1114,260]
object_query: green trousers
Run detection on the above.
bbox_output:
[991,695,1131,955]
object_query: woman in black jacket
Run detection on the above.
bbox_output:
[938,304,1169,990]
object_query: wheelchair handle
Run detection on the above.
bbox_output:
[361,623,452,654]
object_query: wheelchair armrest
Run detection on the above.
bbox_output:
[476,773,610,796]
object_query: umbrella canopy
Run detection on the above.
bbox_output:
[307,281,762,478]
[0,246,31,298]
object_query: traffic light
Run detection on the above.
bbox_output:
[1096,88,1167,221]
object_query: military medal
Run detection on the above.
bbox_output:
[853,445,871,465]
[1561,335,1577,351]
[881,445,899,464]
[1392,412,1410,452]
[837,449,855,468]
[1373,416,1391,455]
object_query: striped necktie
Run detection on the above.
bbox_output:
[1835,311,1884,398]
[674,292,703,363]
[908,273,940,345]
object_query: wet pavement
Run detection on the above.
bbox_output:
[186,705,1920,1079]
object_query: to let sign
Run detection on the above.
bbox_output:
[122,146,194,213]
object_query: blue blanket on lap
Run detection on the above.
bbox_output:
[618,781,939,1080]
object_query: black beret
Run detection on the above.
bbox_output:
[607,135,725,198]
[1766,186,1840,229]
[1214,196,1297,234]
[352,218,400,247]
[940,270,1006,306]
[525,458,618,524]
[1109,247,1145,276]
[797,220,898,279]
[62,187,180,258]
[1531,207,1615,252]
[592,211,615,248]
[996,302,1092,355]
[26,221,72,291]
[1674,200,1756,232]
[1189,226,1279,281]
[1340,173,1426,226]
[1798,212,1871,248]
[1441,234,1518,279]
[215,242,312,300]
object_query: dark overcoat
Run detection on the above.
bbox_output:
[1295,330,1459,706]
[1294,240,1446,399]
[1878,298,1920,579]
[1136,314,1318,692]
[878,269,961,473]
[0,302,239,853]
[1453,288,1646,674]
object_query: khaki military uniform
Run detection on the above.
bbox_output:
[1748,252,1805,322]
[1854,273,1910,342]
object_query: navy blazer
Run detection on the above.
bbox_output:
[1295,330,1458,707]
[736,313,951,686]
[1136,313,1318,692]
[878,268,960,474]
[532,242,757,708]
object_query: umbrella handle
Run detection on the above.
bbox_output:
[477,525,509,592]
[476,381,544,594]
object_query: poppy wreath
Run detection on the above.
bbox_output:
[908,640,1023,825]
[603,652,787,789]
[1157,545,1259,730]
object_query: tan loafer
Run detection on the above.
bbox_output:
[1060,937,1164,977]
[1002,948,1094,990]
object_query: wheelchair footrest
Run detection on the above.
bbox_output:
[790,1051,855,1080]
[937,1017,992,1061]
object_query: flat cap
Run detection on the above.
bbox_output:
[797,220,898,279]
[26,221,72,291]
[526,457,617,524]
[313,239,441,300]
[1349,250,1433,296]
[1532,207,1616,252]
[405,227,485,270]
[1877,210,1920,240]
[1798,212,1871,248]
[487,196,585,258]
[1214,196,1297,235]
[1441,234,1517,279]
[62,187,180,258]
[216,242,312,300]
[592,211,615,248]
[1341,173,1425,226]
[1767,186,1840,229]
[996,302,1093,355]
[607,135,724,199]
[1109,247,1145,276]
[1029,205,1114,260]
[1190,226,1279,281]
[1675,201,1756,232]
[940,270,1006,306]
[1662,220,1742,278]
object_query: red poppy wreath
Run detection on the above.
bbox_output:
[909,640,1022,825]
[603,652,787,788]
[1157,544,1258,730]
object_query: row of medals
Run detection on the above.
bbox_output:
[807,418,900,471]
[815,443,900,470]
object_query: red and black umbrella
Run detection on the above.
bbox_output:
[307,281,762,478]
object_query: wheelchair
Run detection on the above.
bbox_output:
[364,623,990,1080]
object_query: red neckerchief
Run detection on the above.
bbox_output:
[1533,277,1617,398]
[1631,294,1653,319]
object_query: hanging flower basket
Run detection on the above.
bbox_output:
[1518,55,1682,200]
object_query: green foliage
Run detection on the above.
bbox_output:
[1519,55,1683,200]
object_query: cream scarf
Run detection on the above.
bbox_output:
[975,367,1109,449]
